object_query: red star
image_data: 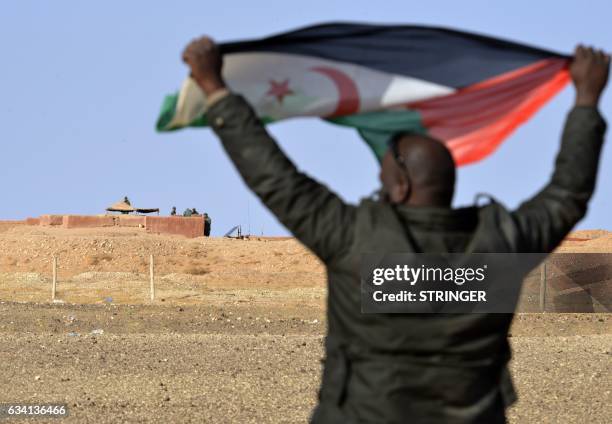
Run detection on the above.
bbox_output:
[266,79,294,103]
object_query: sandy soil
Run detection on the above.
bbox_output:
[0,224,610,423]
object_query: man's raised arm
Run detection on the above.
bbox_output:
[512,46,609,252]
[182,36,356,262]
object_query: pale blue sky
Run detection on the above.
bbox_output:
[0,1,609,235]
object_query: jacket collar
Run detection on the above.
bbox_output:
[393,204,480,232]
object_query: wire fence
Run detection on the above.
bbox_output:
[0,254,327,308]
[0,254,609,312]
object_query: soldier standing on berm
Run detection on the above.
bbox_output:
[182,37,608,423]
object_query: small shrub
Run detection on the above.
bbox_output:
[184,266,210,275]
[86,254,113,266]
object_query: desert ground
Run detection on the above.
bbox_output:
[0,223,610,423]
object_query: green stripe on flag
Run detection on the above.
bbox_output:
[156,93,210,132]
[156,92,277,132]
[156,93,178,131]
[327,109,426,161]
[156,91,426,163]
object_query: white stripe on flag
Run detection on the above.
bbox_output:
[167,52,455,129]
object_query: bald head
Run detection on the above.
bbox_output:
[380,133,456,207]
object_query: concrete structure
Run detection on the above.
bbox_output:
[62,215,116,229]
[117,215,146,227]
[145,216,205,238]
[40,215,64,226]
[22,214,204,238]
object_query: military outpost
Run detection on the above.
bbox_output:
[19,197,211,239]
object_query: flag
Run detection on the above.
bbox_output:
[157,23,570,166]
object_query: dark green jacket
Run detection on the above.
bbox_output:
[208,94,606,423]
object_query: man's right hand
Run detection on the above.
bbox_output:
[182,36,226,97]
[570,45,610,107]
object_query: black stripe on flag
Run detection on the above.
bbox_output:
[221,22,568,89]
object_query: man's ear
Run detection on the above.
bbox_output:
[390,177,410,204]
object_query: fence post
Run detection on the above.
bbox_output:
[51,255,57,301]
[149,254,155,301]
[539,261,547,312]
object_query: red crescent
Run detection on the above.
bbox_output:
[310,66,360,116]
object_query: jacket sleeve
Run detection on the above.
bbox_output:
[512,106,607,252]
[207,93,356,263]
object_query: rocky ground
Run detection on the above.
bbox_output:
[0,224,610,423]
